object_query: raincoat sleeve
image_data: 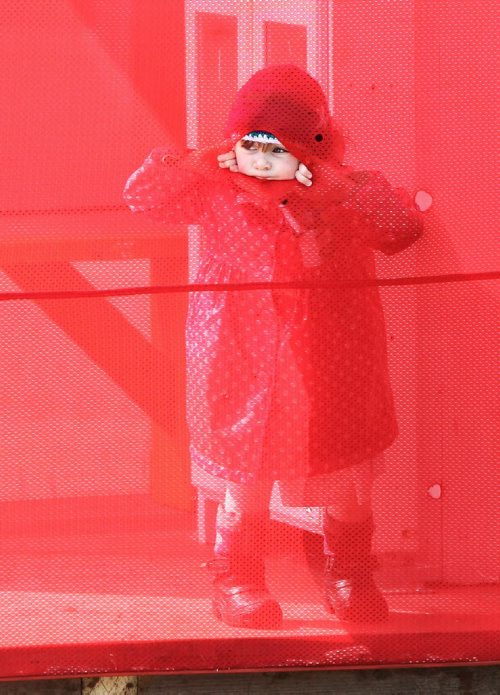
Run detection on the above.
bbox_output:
[123,147,208,226]
[347,171,424,255]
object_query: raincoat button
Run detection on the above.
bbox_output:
[315,133,323,141]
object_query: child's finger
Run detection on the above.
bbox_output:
[295,169,313,186]
[219,158,237,169]
[217,150,238,169]
[217,151,235,162]
[298,162,313,179]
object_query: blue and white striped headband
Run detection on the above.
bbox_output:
[242,130,284,146]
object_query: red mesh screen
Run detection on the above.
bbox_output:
[0,0,498,679]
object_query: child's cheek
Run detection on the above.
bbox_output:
[238,158,255,177]
[235,152,248,174]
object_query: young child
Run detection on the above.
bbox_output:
[124,64,423,629]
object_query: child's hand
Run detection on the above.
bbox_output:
[295,163,313,187]
[217,150,239,173]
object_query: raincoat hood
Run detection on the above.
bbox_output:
[224,64,345,166]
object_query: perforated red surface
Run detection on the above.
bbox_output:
[0,0,498,679]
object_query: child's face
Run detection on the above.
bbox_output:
[234,140,300,181]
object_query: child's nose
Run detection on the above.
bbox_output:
[254,154,271,170]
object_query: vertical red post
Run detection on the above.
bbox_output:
[414,1,499,583]
[130,0,194,509]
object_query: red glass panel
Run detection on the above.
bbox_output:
[0,0,498,680]
[265,22,308,68]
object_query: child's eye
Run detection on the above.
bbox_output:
[273,147,288,154]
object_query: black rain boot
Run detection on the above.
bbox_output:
[206,507,283,630]
[323,513,389,623]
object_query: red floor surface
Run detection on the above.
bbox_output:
[0,495,498,679]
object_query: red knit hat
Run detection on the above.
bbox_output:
[224,64,344,165]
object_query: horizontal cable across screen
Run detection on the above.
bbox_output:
[0,272,498,302]
[0,205,125,216]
